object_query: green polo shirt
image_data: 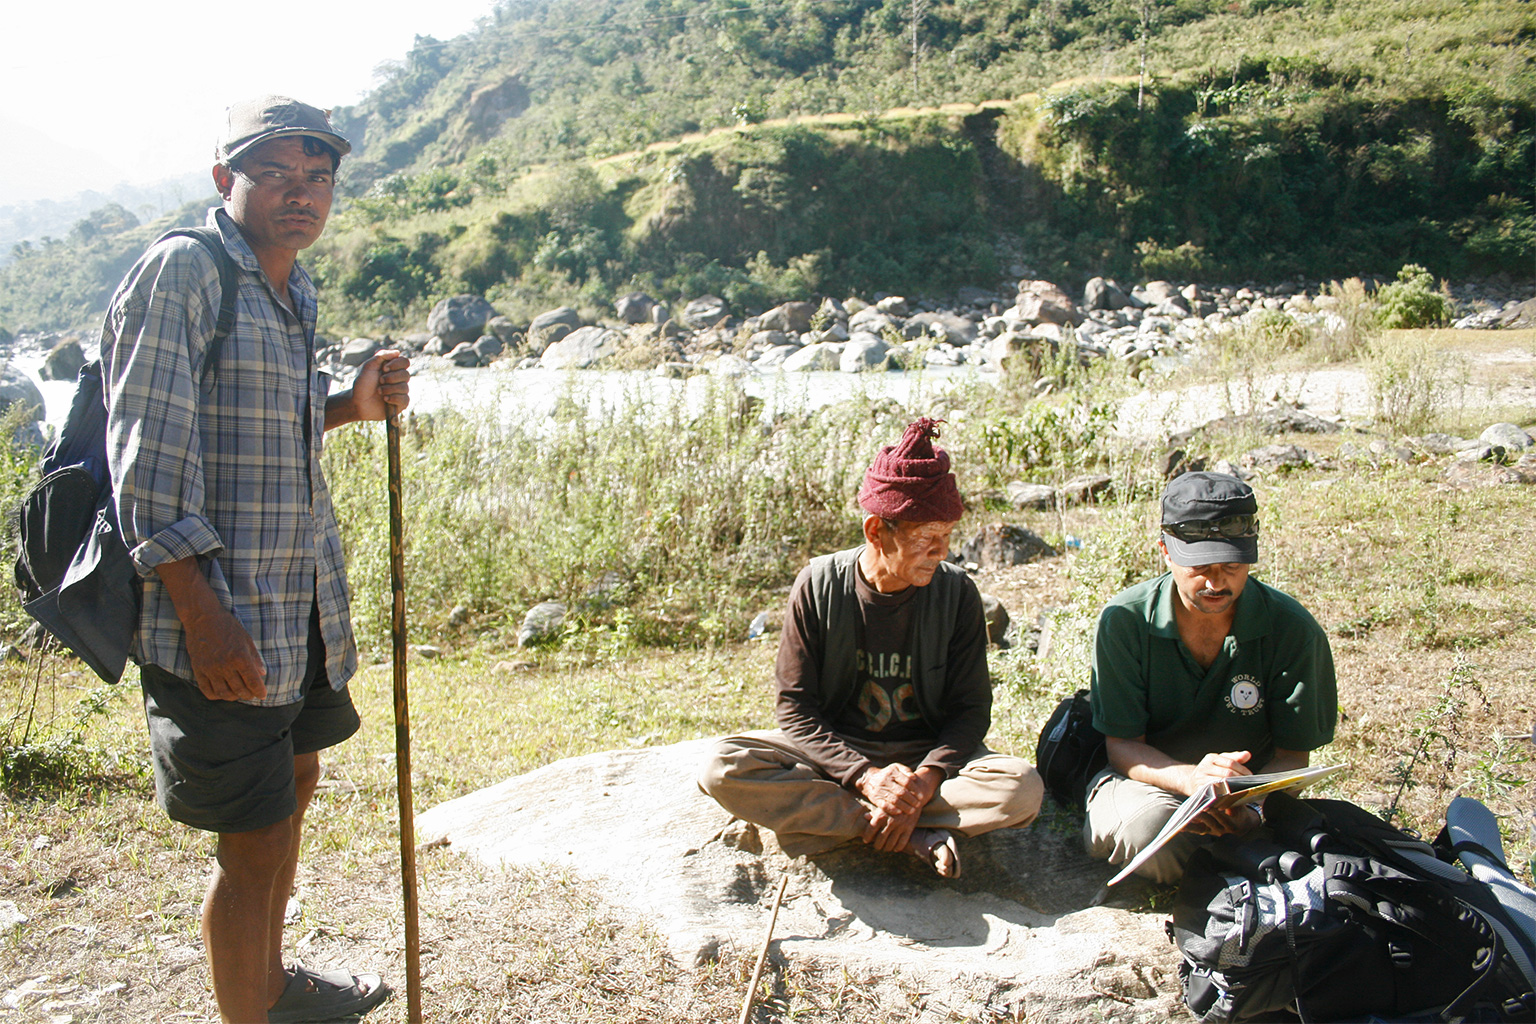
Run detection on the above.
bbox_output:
[1089,573,1336,768]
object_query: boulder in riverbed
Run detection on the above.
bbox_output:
[428,294,498,348]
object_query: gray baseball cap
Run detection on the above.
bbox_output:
[216,95,352,165]
[1160,471,1259,566]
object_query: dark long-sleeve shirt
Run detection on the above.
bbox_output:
[773,546,992,786]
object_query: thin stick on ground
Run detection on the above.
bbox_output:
[386,412,422,1023]
[739,873,790,1024]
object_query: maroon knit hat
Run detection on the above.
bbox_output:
[857,418,964,522]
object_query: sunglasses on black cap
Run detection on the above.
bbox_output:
[1162,514,1259,542]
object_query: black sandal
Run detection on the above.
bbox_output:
[267,964,390,1023]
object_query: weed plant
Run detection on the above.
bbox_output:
[1317,277,1379,361]
[0,653,137,792]
[1385,655,1487,824]
[944,346,1132,491]
[1366,330,1469,433]
[0,403,42,635]
[1206,316,1314,416]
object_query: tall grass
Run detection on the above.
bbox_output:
[1366,331,1469,433]
[324,377,917,650]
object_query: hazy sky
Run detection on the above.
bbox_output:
[1,0,498,206]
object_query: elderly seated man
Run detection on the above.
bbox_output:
[699,418,1042,877]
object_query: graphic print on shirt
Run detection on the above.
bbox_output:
[1225,674,1264,715]
[854,649,920,732]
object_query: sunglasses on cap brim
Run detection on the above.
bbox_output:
[1162,514,1259,542]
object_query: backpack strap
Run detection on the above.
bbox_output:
[154,226,239,381]
[1446,838,1512,874]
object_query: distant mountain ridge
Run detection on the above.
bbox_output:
[0,171,212,267]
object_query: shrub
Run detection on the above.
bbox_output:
[1136,240,1214,281]
[1375,264,1453,330]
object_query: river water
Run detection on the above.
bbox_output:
[20,356,991,434]
[404,362,985,427]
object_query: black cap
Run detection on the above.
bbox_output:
[1160,471,1258,566]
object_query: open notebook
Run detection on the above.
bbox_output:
[1107,763,1348,885]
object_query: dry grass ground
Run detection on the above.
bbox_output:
[5,647,952,1023]
[2,329,1533,1023]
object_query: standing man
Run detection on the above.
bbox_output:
[699,419,1042,878]
[102,96,408,1023]
[1084,472,1337,883]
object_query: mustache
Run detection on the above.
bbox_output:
[1196,588,1232,598]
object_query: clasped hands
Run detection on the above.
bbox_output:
[855,762,943,852]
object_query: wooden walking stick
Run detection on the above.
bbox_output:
[386,412,422,1023]
[738,874,790,1024]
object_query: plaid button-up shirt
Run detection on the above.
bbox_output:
[102,207,357,706]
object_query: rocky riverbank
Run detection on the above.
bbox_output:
[2,274,1531,437]
[5,273,1533,395]
[322,274,1536,385]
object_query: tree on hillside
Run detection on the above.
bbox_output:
[909,0,931,101]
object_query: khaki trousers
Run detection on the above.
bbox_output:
[698,729,1043,857]
[1081,767,1203,884]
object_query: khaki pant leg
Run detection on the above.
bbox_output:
[1081,768,1200,884]
[697,730,869,856]
[918,751,1044,837]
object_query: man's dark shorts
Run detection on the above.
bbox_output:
[139,607,359,834]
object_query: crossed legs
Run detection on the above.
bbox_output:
[1081,767,1202,884]
[698,730,1043,860]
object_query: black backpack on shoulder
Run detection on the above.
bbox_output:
[1035,688,1107,811]
[12,227,237,683]
[1170,792,1536,1023]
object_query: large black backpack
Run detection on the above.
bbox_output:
[12,227,237,683]
[1170,792,1536,1023]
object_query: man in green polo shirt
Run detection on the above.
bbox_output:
[1083,472,1336,883]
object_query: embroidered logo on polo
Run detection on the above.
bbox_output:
[1225,675,1263,715]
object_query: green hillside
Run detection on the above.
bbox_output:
[336,0,1533,189]
[1,0,1530,334]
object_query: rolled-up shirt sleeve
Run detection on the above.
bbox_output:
[101,243,225,575]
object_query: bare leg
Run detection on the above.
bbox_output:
[204,817,293,1023]
[264,752,320,1004]
[200,752,319,1023]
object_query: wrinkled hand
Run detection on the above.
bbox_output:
[183,604,266,701]
[350,349,411,421]
[1185,750,1253,795]
[857,764,941,853]
[857,763,934,816]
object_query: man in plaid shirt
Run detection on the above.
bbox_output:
[102,96,407,1024]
